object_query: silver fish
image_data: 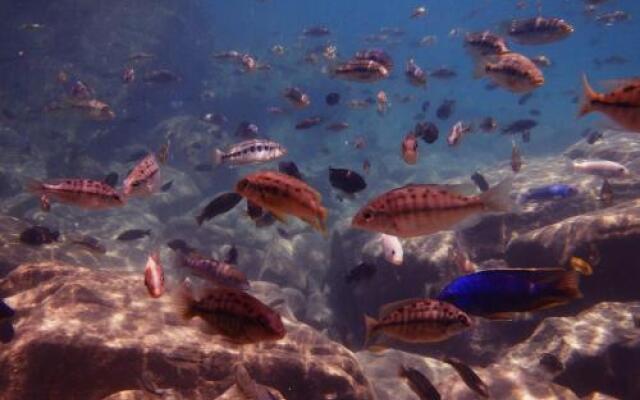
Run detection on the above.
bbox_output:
[213,139,287,166]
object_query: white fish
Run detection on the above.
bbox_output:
[213,139,287,166]
[144,251,165,298]
[447,121,471,147]
[380,234,403,266]
[572,160,630,178]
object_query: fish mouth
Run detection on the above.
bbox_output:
[533,76,545,86]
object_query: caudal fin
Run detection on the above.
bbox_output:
[579,74,598,117]
[172,282,196,320]
[363,314,378,349]
[480,177,514,212]
[555,270,582,300]
[212,149,225,166]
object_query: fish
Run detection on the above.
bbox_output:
[380,234,403,266]
[160,180,173,192]
[196,192,243,226]
[430,67,457,80]
[579,75,640,132]
[402,132,419,164]
[283,87,310,108]
[224,245,238,265]
[447,121,472,147]
[236,171,328,234]
[479,117,497,132]
[520,184,578,203]
[502,119,537,134]
[326,92,341,105]
[376,90,389,115]
[70,235,107,254]
[595,11,630,25]
[355,49,394,71]
[128,52,154,61]
[175,285,285,343]
[19,226,60,246]
[143,69,180,83]
[278,161,304,181]
[295,116,322,130]
[477,52,544,93]
[464,31,510,57]
[235,364,278,400]
[176,251,249,290]
[116,229,151,241]
[332,59,390,83]
[346,262,377,284]
[352,178,513,238]
[470,172,489,192]
[572,160,630,178]
[436,99,455,120]
[123,154,162,197]
[0,299,15,343]
[398,365,441,400]
[511,141,523,173]
[144,252,165,298]
[213,139,287,166]
[593,55,628,67]
[437,267,583,319]
[329,167,367,194]
[600,179,613,205]
[103,172,119,187]
[442,357,489,399]
[364,298,472,346]
[303,25,330,37]
[26,178,126,210]
[235,122,260,139]
[506,17,574,45]
[121,66,135,83]
[539,353,564,374]
[326,122,350,132]
[410,6,427,19]
[414,121,439,143]
[406,59,427,87]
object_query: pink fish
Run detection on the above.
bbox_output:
[144,251,165,298]
[123,153,161,197]
[27,178,126,210]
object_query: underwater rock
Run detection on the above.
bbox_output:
[0,263,374,400]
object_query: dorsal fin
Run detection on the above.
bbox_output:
[378,298,424,319]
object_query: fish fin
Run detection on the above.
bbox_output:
[570,257,593,276]
[212,148,224,166]
[363,315,378,348]
[553,270,582,299]
[25,178,44,194]
[172,282,196,320]
[436,183,478,196]
[378,298,425,319]
[484,312,516,321]
[579,74,598,116]
[479,177,514,212]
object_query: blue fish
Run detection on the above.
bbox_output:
[437,268,582,320]
[520,184,577,203]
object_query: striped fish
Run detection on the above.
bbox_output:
[507,17,574,45]
[464,31,510,57]
[579,75,640,132]
[176,251,249,290]
[364,298,471,347]
[477,52,544,93]
[213,139,287,166]
[123,153,161,197]
[352,178,512,238]
[235,171,328,234]
[144,251,165,298]
[26,178,125,210]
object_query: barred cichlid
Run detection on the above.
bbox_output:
[176,251,250,290]
[26,178,126,210]
[213,139,287,166]
[464,31,510,57]
[398,365,441,400]
[507,16,574,45]
[364,298,471,348]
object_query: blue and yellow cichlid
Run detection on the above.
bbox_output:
[437,267,585,320]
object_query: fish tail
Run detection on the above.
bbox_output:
[212,148,224,166]
[363,314,378,348]
[25,178,44,194]
[480,177,514,212]
[172,282,196,320]
[579,74,598,117]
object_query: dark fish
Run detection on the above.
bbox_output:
[443,357,489,399]
[167,239,195,254]
[479,117,497,133]
[438,268,582,319]
[600,179,613,205]
[103,172,119,187]
[246,201,276,228]
[326,122,350,132]
[143,69,180,83]
[345,262,376,284]
[595,11,630,25]
[326,92,340,105]
[594,55,629,67]
[278,161,304,181]
[471,172,489,192]
[398,365,441,400]
[196,192,243,226]
[19,226,60,246]
[539,353,564,373]
[436,99,455,120]
[160,180,173,192]
[421,101,430,112]
[414,122,439,143]
[116,229,151,241]
[303,25,331,37]
[235,121,259,139]
[70,236,107,254]
[430,67,457,80]
[329,168,367,194]
[518,93,533,105]
[177,251,249,290]
[295,116,322,130]
[224,245,238,265]
[502,119,537,134]
[284,87,310,108]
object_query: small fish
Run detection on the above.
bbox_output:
[579,75,640,132]
[353,178,512,238]
[128,52,154,61]
[123,154,162,197]
[364,298,471,346]
[437,267,583,319]
[224,245,238,265]
[143,69,180,83]
[380,234,403,266]
[303,25,331,37]
[479,117,497,133]
[235,122,259,139]
[539,353,564,374]
[464,31,510,57]
[436,99,455,120]
[430,67,457,80]
[200,112,228,125]
[166,239,195,254]
[121,66,135,84]
[595,11,630,25]
[196,192,243,226]
[584,130,603,145]
[236,171,328,234]
[600,179,613,205]
[402,132,419,164]
[477,52,544,93]
[507,17,574,45]
[572,160,629,178]
[443,357,489,399]
[176,251,249,290]
[278,161,304,181]
[376,90,389,115]
[326,92,341,106]
[363,159,371,174]
[470,172,489,192]
[502,119,537,134]
[144,252,165,298]
[283,87,310,108]
[70,235,107,254]
[175,285,285,343]
[213,139,287,166]
[520,184,577,203]
[593,55,628,67]
[329,167,367,194]
[19,226,59,246]
[410,6,427,19]
[399,365,441,400]
[531,55,552,68]
[346,262,376,284]
[160,180,173,192]
[447,121,472,147]
[116,229,151,241]
[246,201,276,228]
[333,59,390,83]
[406,59,427,87]
[414,121,439,143]
[66,98,115,120]
[295,116,322,130]
[26,178,125,210]
[326,122,350,132]
[511,141,523,173]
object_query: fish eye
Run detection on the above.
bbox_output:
[391,250,396,255]
[362,211,373,221]
[458,315,469,325]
